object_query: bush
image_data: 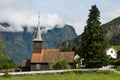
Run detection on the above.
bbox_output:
[49,60,68,70]
[114,59,120,66]
[109,59,115,65]
[0,59,17,70]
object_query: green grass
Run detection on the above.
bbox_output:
[1,72,120,80]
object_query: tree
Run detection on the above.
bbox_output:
[80,5,109,68]
[49,60,68,70]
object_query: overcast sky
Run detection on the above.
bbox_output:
[0,0,120,35]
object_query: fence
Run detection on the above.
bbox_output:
[0,68,119,76]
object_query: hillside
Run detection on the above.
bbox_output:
[0,33,17,70]
[0,24,77,64]
[0,33,7,60]
[59,35,82,49]
[43,25,77,48]
[102,16,120,45]
[59,16,120,49]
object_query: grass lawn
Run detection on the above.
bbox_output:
[1,72,120,80]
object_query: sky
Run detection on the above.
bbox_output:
[0,0,120,35]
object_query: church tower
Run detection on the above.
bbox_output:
[33,14,43,53]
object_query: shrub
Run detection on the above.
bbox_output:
[49,60,68,70]
[0,59,17,70]
[114,59,120,66]
[109,59,116,65]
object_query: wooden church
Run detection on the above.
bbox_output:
[22,15,75,71]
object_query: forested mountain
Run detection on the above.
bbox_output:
[102,16,120,45]
[0,23,77,64]
[0,33,16,70]
[0,33,7,60]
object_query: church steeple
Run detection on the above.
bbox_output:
[33,13,43,53]
[34,14,42,41]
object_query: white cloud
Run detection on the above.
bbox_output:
[0,25,19,32]
[0,0,15,4]
[40,13,64,27]
[0,9,64,32]
[0,9,34,32]
[0,0,120,35]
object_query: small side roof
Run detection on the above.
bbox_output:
[21,59,31,67]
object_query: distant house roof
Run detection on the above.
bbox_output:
[31,49,75,63]
[105,48,115,51]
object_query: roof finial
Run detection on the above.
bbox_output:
[34,12,42,41]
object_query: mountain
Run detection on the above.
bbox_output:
[42,25,77,48]
[0,33,7,60]
[102,16,120,45]
[59,16,120,49]
[0,33,17,70]
[0,24,77,64]
[59,35,82,49]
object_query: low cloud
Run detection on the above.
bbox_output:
[0,9,64,32]
[0,0,120,35]
[40,13,64,27]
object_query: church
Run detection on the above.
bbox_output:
[22,15,76,71]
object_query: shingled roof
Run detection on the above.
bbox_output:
[31,49,75,63]
[59,52,75,63]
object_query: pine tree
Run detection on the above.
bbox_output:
[80,5,108,68]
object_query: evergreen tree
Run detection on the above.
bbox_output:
[80,5,108,68]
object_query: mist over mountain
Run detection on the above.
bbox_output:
[0,23,77,64]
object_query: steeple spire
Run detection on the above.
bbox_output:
[34,13,42,41]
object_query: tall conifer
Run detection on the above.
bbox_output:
[80,5,108,68]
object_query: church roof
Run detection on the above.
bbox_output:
[59,52,75,63]
[31,49,75,63]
